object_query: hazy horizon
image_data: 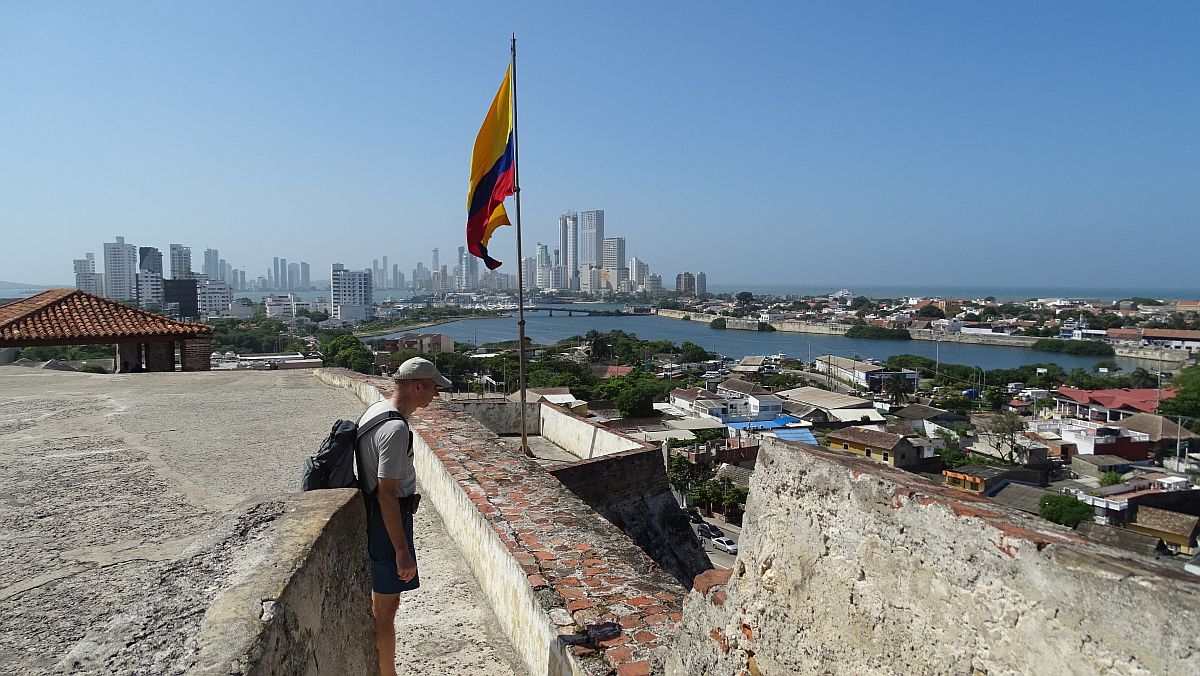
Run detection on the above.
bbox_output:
[2,3,1197,288]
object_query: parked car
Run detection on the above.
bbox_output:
[712,537,738,554]
[697,523,724,539]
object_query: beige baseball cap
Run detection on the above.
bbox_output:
[392,357,452,388]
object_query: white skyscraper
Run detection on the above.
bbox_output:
[169,244,192,279]
[601,237,625,270]
[535,242,551,290]
[577,210,604,266]
[521,256,537,291]
[331,263,374,321]
[102,236,138,300]
[558,211,579,290]
[74,253,103,296]
[696,271,707,296]
[630,257,650,287]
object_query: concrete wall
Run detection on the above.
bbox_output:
[540,404,647,460]
[669,438,1200,675]
[550,449,712,586]
[193,489,376,675]
[456,400,542,436]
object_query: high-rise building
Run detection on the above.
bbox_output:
[279,258,289,290]
[102,236,138,300]
[630,257,650,287]
[602,237,625,269]
[198,279,232,316]
[645,273,663,293]
[137,247,164,308]
[695,271,707,296]
[432,248,439,272]
[169,244,192,279]
[381,256,388,289]
[559,211,579,290]
[73,253,103,296]
[521,256,537,291]
[163,279,199,319]
[331,263,373,321]
[676,272,696,295]
[203,249,220,279]
[287,263,299,291]
[220,259,230,283]
[300,262,310,289]
[239,270,246,290]
[138,247,163,274]
[230,268,240,291]
[535,242,551,290]
[273,257,281,290]
[577,210,604,266]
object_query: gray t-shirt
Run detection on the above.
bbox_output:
[356,400,416,498]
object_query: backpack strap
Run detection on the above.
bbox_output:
[355,409,407,496]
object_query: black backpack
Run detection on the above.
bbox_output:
[300,410,403,491]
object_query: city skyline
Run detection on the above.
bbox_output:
[2,3,1198,288]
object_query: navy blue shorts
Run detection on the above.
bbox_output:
[366,497,420,594]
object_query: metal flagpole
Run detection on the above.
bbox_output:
[510,34,531,456]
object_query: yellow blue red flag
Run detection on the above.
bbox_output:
[466,66,515,270]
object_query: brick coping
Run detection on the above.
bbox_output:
[321,370,682,672]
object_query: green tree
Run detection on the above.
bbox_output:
[614,382,657,417]
[980,411,1027,463]
[1159,365,1200,432]
[1039,494,1094,528]
[709,317,726,330]
[736,291,755,306]
[668,455,714,500]
[916,306,946,318]
[679,341,710,364]
[1100,471,1124,486]
[883,374,911,406]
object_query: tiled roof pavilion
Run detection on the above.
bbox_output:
[0,289,213,372]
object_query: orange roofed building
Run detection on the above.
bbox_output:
[0,288,213,372]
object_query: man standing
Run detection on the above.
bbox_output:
[356,356,451,675]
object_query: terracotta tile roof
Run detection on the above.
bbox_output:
[0,288,211,345]
[1055,387,1172,413]
[826,426,905,450]
[1134,506,1200,539]
[1142,328,1200,341]
[1111,413,1199,442]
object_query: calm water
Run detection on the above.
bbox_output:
[387,313,1125,372]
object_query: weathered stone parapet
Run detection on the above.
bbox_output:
[669,438,1200,675]
[314,368,686,676]
[193,489,375,675]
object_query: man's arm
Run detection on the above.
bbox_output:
[376,476,417,582]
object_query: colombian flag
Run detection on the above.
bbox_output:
[466,66,516,270]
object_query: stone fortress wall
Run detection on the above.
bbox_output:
[668,438,1200,675]
[315,368,691,675]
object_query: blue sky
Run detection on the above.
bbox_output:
[2,2,1197,289]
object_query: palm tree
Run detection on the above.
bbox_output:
[1130,368,1156,389]
[883,374,911,406]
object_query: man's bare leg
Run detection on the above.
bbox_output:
[372,591,401,676]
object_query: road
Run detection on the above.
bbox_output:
[692,519,742,570]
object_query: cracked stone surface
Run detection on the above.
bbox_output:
[0,368,522,675]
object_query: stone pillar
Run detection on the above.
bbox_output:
[116,342,141,373]
[145,341,175,372]
[181,336,213,371]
